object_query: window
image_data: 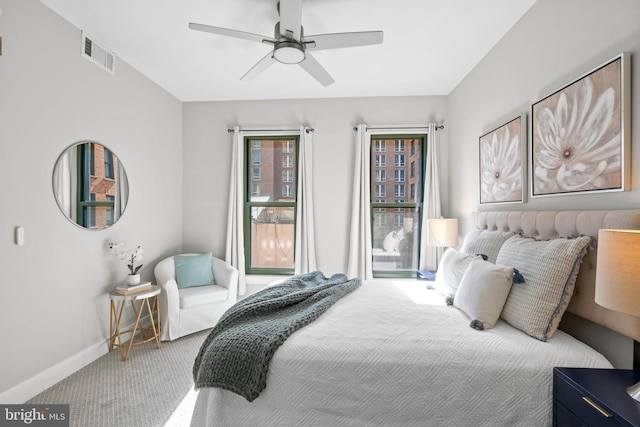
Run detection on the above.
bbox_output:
[245,135,299,275]
[75,143,118,229]
[284,140,294,153]
[376,170,386,182]
[370,135,425,278]
[375,154,386,167]
[104,148,114,179]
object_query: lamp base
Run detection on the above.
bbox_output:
[627,380,640,401]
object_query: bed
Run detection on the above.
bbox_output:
[190,210,640,427]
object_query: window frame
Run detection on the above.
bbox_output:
[243,134,300,276]
[370,133,426,279]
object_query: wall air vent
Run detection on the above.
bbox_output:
[81,31,115,75]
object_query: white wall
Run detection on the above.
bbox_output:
[448,0,640,233]
[0,0,183,401]
[183,96,447,277]
[447,0,640,367]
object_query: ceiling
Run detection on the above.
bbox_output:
[40,0,537,102]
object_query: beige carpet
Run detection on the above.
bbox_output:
[28,329,210,427]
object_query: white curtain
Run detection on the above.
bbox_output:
[53,148,78,219]
[53,151,72,217]
[225,126,247,295]
[294,126,317,273]
[114,160,128,222]
[346,124,373,280]
[419,123,443,271]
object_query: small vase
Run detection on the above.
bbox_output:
[126,274,141,286]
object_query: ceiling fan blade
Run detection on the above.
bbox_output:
[305,31,384,51]
[299,52,334,86]
[189,22,275,45]
[241,52,277,81]
[278,0,302,40]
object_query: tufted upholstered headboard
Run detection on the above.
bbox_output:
[474,210,640,341]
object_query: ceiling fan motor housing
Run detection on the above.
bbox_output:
[273,41,305,64]
[273,22,305,64]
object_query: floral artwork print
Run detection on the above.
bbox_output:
[532,56,623,196]
[479,116,523,204]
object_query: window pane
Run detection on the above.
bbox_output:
[370,138,420,203]
[247,138,296,202]
[249,206,295,269]
[82,205,115,229]
[371,207,420,271]
[104,149,114,179]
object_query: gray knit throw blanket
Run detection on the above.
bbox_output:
[192,271,361,402]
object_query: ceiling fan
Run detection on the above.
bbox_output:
[189,0,383,86]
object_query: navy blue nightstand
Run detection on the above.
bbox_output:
[417,270,436,281]
[417,270,436,289]
[554,367,640,426]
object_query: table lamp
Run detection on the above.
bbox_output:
[418,218,458,282]
[427,218,459,248]
[595,228,640,401]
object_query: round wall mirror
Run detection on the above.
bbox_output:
[52,141,129,229]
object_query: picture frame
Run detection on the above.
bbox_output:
[479,114,527,205]
[531,52,631,197]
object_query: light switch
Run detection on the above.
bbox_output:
[15,227,25,246]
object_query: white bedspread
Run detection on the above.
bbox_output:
[190,280,612,427]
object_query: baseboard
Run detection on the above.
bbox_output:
[0,339,109,403]
[0,310,158,403]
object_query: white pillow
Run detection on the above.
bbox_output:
[453,258,514,330]
[433,248,481,298]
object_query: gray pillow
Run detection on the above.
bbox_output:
[496,235,592,341]
[461,230,515,263]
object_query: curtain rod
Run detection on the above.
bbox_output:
[227,128,314,133]
[352,124,444,131]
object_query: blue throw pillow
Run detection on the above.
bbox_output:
[174,253,215,289]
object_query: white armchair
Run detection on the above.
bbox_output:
[154,254,238,341]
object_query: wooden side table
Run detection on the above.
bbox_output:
[108,285,161,361]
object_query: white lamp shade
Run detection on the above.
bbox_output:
[427,218,458,247]
[595,229,640,317]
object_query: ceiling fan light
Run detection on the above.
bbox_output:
[273,42,305,64]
